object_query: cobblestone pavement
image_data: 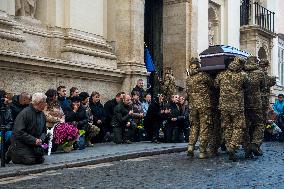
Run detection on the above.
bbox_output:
[1,142,284,189]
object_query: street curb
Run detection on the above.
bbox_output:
[0,146,187,179]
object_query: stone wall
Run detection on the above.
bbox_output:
[0,0,148,100]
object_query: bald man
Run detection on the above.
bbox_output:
[10,92,31,120]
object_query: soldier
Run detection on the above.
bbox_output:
[215,57,249,161]
[243,56,266,157]
[259,59,276,124]
[162,67,176,103]
[186,57,213,159]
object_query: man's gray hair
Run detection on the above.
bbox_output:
[31,93,47,104]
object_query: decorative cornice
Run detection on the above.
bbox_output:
[0,50,125,83]
[240,25,277,39]
[163,0,190,5]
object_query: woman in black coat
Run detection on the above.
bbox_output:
[89,92,106,142]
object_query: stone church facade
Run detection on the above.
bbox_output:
[0,0,281,101]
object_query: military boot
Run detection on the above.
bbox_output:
[251,143,263,156]
[208,148,219,158]
[187,145,194,157]
[199,151,208,159]
[227,148,237,162]
[244,145,253,159]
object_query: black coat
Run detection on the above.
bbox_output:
[111,102,131,128]
[178,104,190,128]
[89,100,106,126]
[104,99,118,130]
[11,105,47,159]
[10,95,29,121]
[166,102,182,127]
[1,106,14,131]
[144,101,164,128]
[65,105,88,130]
[132,86,146,101]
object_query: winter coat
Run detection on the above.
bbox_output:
[11,105,47,160]
[44,102,64,128]
[166,102,182,128]
[65,104,88,130]
[178,104,190,129]
[1,106,14,131]
[89,100,106,127]
[144,101,164,129]
[104,99,118,131]
[10,95,29,121]
[111,102,131,128]
[58,96,71,112]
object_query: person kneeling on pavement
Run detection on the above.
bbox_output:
[0,90,14,153]
[111,94,135,144]
[6,93,47,165]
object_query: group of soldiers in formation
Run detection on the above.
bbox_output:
[162,56,276,161]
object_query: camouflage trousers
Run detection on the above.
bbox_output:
[208,109,222,153]
[243,109,264,148]
[221,110,245,151]
[188,108,212,153]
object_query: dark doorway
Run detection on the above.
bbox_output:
[144,0,163,96]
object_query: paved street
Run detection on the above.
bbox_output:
[1,142,284,189]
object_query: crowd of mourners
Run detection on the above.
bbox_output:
[0,79,190,165]
[0,56,284,165]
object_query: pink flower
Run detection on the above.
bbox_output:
[53,123,79,145]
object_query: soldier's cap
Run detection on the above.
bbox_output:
[70,96,82,103]
[189,57,200,65]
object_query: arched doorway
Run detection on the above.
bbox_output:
[144,0,163,95]
[258,47,267,59]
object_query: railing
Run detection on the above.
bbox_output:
[240,1,275,33]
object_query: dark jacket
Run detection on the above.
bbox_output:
[89,100,106,126]
[58,96,71,112]
[166,102,182,127]
[132,86,146,101]
[144,101,164,128]
[65,105,88,130]
[10,95,29,121]
[178,104,190,128]
[1,106,14,131]
[11,105,47,159]
[104,99,118,130]
[111,102,131,128]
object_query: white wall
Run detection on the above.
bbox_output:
[0,0,15,15]
[224,0,240,48]
[197,0,208,54]
[69,0,106,36]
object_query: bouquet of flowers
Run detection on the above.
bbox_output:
[53,123,79,152]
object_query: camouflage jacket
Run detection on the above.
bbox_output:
[244,69,265,109]
[215,70,249,112]
[162,74,176,100]
[186,71,213,110]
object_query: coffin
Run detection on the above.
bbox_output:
[199,45,251,72]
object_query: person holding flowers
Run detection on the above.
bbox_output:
[44,89,78,152]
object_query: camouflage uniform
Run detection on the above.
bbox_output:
[215,57,249,160]
[259,59,276,123]
[186,58,213,158]
[243,56,266,156]
[162,67,176,102]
